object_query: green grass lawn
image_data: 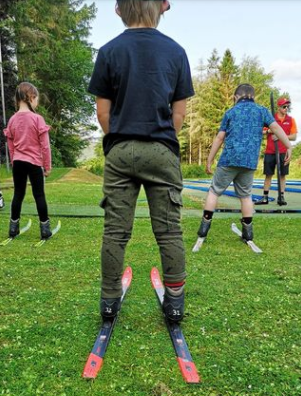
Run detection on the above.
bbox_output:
[0,169,300,396]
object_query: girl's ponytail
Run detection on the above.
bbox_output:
[15,82,39,113]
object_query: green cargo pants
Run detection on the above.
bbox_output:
[100,140,186,298]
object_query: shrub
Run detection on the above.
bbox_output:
[82,157,104,176]
[181,163,207,179]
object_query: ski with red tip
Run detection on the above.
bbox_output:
[82,266,132,379]
[150,267,200,384]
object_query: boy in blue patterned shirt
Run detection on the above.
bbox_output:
[194,84,292,246]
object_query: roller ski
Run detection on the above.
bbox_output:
[231,222,262,254]
[82,266,132,379]
[192,217,212,252]
[35,220,61,247]
[0,219,32,246]
[151,267,200,383]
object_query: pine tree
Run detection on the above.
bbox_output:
[3,0,97,166]
[182,49,285,165]
[0,0,18,165]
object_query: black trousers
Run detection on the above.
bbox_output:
[11,160,49,222]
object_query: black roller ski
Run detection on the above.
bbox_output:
[35,220,61,247]
[0,219,32,246]
[151,267,200,384]
[82,266,132,379]
[231,223,262,254]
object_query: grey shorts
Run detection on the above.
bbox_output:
[210,166,255,198]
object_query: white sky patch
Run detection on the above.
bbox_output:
[268,59,301,143]
[271,59,301,82]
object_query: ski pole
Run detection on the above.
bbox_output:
[270,92,282,204]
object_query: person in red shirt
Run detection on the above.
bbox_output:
[255,97,298,206]
[4,82,53,239]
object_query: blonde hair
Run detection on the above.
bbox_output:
[117,0,162,28]
[15,82,39,113]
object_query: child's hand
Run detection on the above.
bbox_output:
[206,162,213,174]
[44,169,51,177]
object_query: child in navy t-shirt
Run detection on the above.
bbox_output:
[88,0,194,322]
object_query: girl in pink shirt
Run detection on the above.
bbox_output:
[4,82,53,239]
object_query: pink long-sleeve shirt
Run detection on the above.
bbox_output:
[4,111,52,171]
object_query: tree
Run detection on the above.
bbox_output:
[219,49,239,111]
[182,50,286,165]
[0,0,18,165]
[183,50,238,165]
[3,0,97,166]
[239,56,277,107]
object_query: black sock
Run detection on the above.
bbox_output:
[242,217,252,225]
[263,190,269,196]
[203,210,214,220]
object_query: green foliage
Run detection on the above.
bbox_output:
[0,0,18,164]
[82,157,104,176]
[81,140,105,176]
[3,0,97,166]
[181,163,207,179]
[0,165,11,180]
[182,49,288,166]
[292,142,301,160]
[239,56,276,106]
[50,144,64,168]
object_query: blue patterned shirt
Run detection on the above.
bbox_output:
[218,99,275,170]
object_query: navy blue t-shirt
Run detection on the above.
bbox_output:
[88,28,194,156]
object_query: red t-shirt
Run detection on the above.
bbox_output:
[265,114,297,154]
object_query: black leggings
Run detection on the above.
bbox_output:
[11,160,49,222]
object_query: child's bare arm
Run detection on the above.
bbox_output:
[96,97,112,134]
[206,131,226,174]
[172,99,187,134]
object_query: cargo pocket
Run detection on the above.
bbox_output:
[167,188,182,230]
[168,188,183,207]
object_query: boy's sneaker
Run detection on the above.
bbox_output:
[40,219,52,240]
[0,193,4,209]
[197,217,212,238]
[163,288,184,323]
[254,196,268,205]
[241,220,253,241]
[277,196,287,206]
[100,297,121,320]
[9,219,20,238]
